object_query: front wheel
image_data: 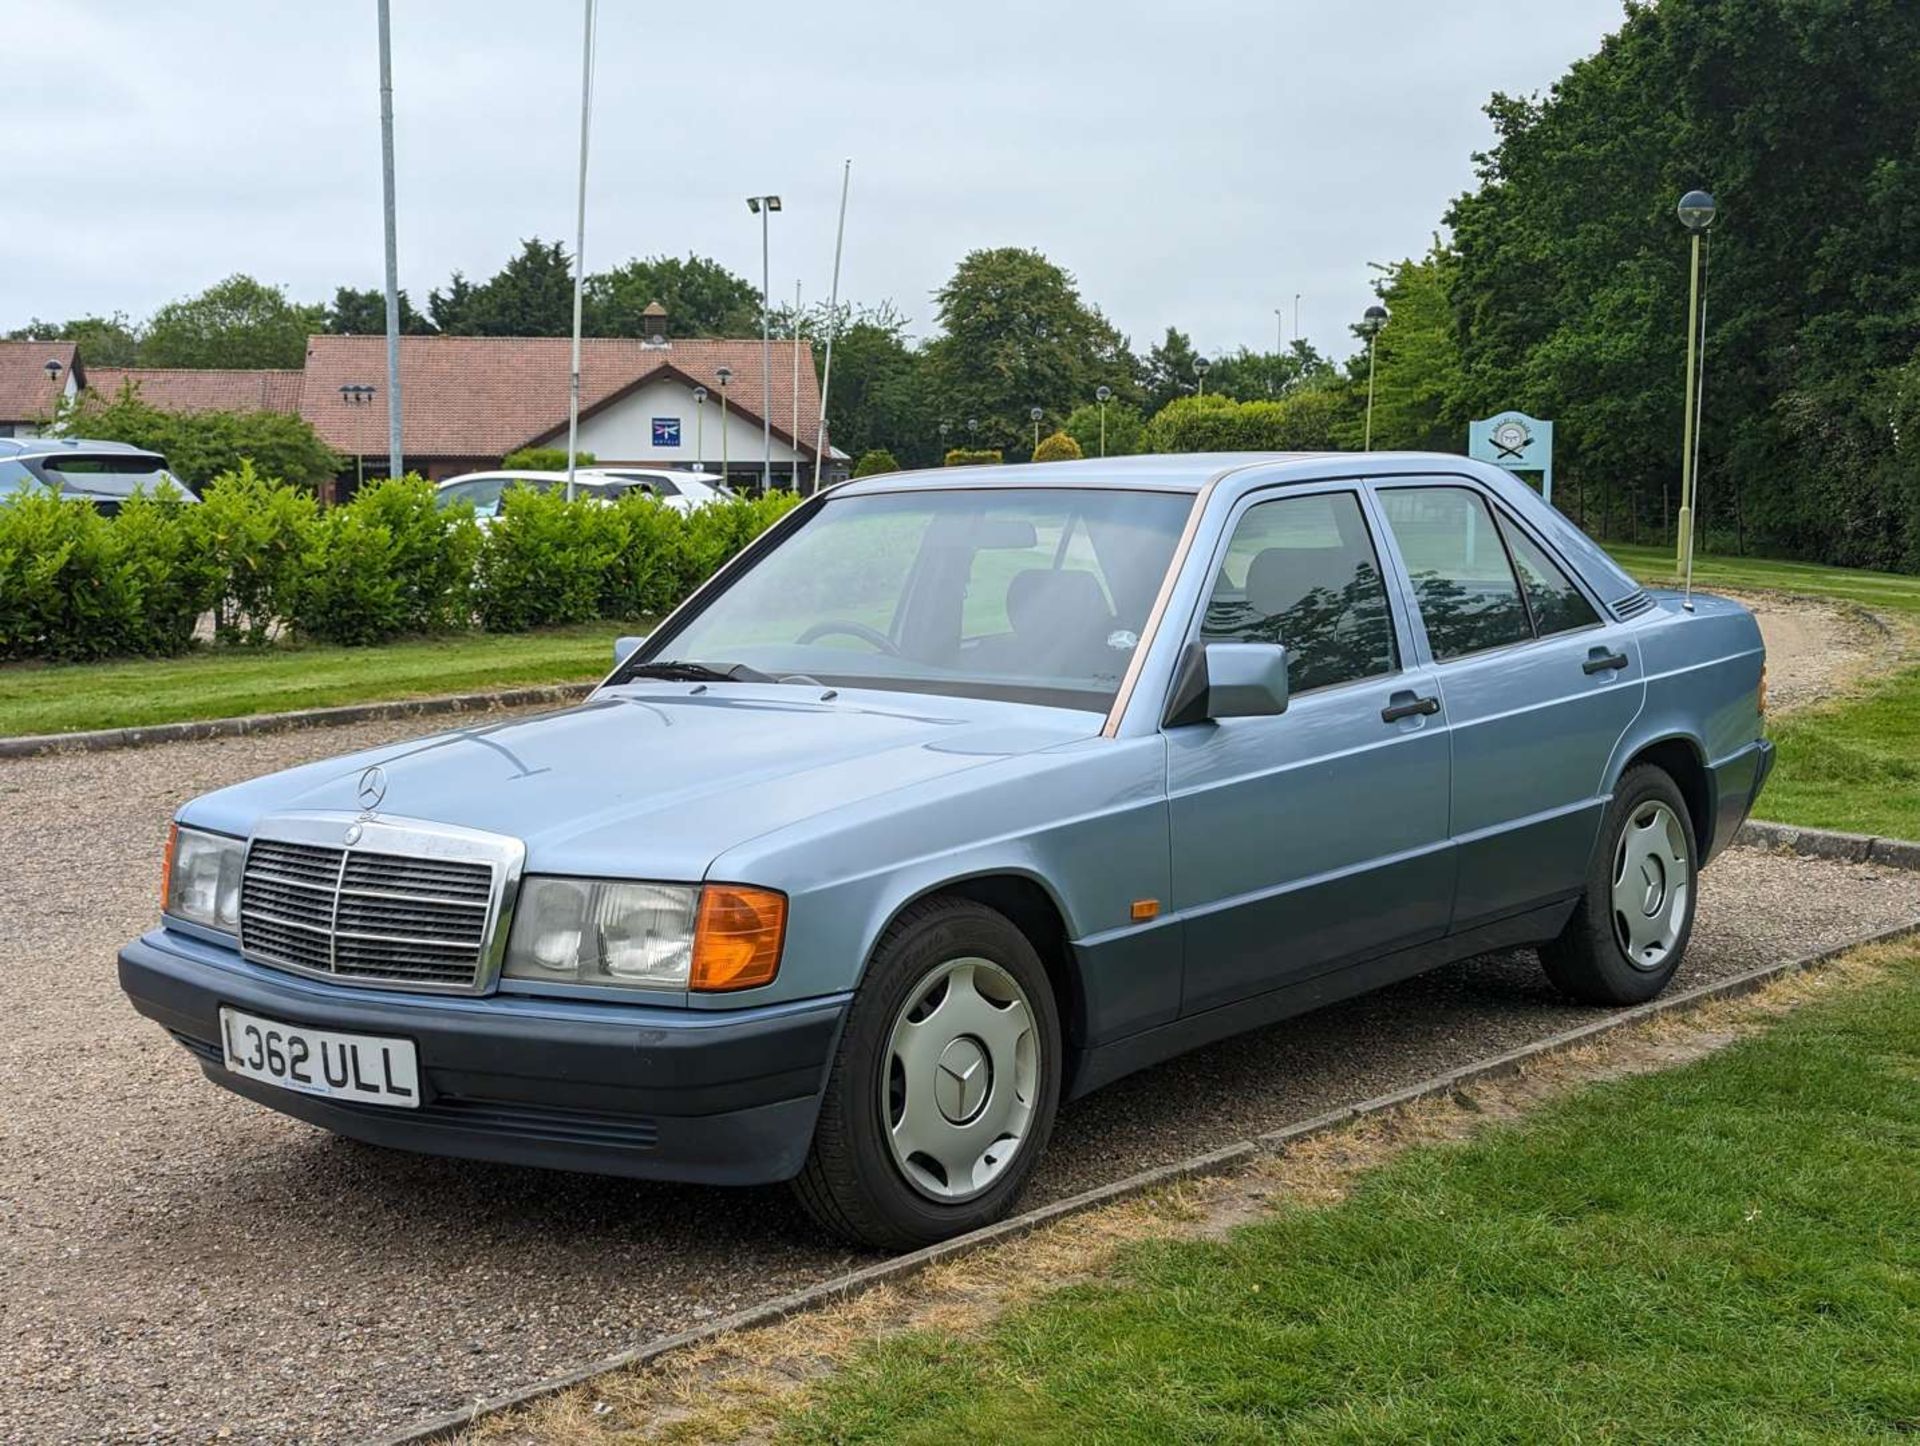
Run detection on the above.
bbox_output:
[1540,764,1698,1005]
[792,898,1062,1250]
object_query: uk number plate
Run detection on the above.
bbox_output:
[218,1007,420,1109]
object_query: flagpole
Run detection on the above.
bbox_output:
[812,158,850,494]
[377,0,404,480]
[565,0,597,502]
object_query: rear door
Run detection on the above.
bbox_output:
[1166,484,1454,1014]
[1375,480,1644,930]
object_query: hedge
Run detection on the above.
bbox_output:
[1144,389,1354,452]
[0,469,800,663]
[1032,430,1083,462]
[943,448,1004,467]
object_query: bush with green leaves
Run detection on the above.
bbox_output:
[108,488,220,655]
[336,476,479,632]
[1032,430,1083,462]
[598,491,689,619]
[1063,400,1147,458]
[851,448,901,478]
[294,506,410,645]
[943,448,1004,467]
[501,446,595,472]
[183,461,318,644]
[1144,388,1354,453]
[473,486,623,632]
[53,383,342,491]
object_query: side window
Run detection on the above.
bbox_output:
[1501,519,1600,636]
[1379,487,1531,661]
[1200,491,1397,694]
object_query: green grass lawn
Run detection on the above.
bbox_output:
[779,954,1920,1444]
[1606,545,1920,840]
[0,623,624,737]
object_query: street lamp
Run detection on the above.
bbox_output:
[1675,188,1717,580]
[1030,406,1044,453]
[939,420,952,458]
[1194,356,1211,396]
[337,383,377,489]
[966,418,979,450]
[1360,304,1389,451]
[692,385,708,474]
[746,194,782,494]
[1095,384,1112,458]
[716,365,733,487]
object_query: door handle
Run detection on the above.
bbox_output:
[1381,694,1441,723]
[1583,648,1630,674]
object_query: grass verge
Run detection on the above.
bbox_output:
[1606,543,1920,616]
[0,623,621,737]
[471,943,1920,1446]
[762,948,1920,1444]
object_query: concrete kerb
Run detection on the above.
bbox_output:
[374,824,1920,1446]
[0,684,595,760]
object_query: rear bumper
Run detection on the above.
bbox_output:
[1707,736,1775,863]
[118,929,848,1186]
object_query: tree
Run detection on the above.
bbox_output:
[927,248,1138,458]
[141,275,323,369]
[1349,245,1467,452]
[1142,326,1202,414]
[57,382,340,491]
[1064,399,1146,458]
[430,239,575,335]
[586,254,760,337]
[813,307,940,467]
[1204,340,1338,404]
[1444,0,1920,565]
[5,313,143,366]
[324,286,433,335]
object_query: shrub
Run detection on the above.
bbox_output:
[1144,388,1354,453]
[337,476,478,632]
[1032,430,1083,462]
[109,487,220,655]
[294,507,408,645]
[851,448,901,477]
[501,446,595,472]
[0,492,124,660]
[474,486,622,632]
[599,491,688,619]
[56,383,342,491]
[943,448,1004,467]
[183,461,318,644]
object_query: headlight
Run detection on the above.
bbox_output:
[503,878,785,993]
[163,823,245,935]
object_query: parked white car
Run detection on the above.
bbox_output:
[431,468,732,523]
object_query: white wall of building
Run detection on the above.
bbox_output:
[567,376,806,468]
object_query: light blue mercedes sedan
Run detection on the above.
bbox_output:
[120,453,1772,1249]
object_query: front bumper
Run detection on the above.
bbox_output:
[118,929,849,1186]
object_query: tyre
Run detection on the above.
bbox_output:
[1540,764,1699,1005]
[792,897,1062,1251]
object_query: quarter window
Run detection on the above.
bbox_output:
[1379,487,1532,660]
[1200,491,1397,694]
[1501,520,1600,636]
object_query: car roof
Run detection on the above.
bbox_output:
[831,452,1330,496]
[581,467,724,482]
[0,435,166,463]
[435,470,577,486]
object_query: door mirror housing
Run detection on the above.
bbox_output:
[613,634,648,666]
[1164,642,1290,727]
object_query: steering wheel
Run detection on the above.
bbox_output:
[795,619,901,655]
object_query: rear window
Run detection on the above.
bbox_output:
[40,453,169,476]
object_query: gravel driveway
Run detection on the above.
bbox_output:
[3,714,1917,1444]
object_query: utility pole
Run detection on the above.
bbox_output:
[377,0,404,480]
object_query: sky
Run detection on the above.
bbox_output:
[0,0,1626,365]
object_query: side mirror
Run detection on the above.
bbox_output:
[613,634,648,666]
[1164,642,1289,727]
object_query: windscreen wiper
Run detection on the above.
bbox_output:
[619,659,774,683]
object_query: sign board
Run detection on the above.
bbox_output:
[1467,411,1554,504]
[651,417,682,447]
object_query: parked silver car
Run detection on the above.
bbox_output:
[0,436,196,513]
[120,453,1770,1249]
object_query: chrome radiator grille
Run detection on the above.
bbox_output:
[240,834,499,990]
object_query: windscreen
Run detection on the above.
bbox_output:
[648,487,1194,712]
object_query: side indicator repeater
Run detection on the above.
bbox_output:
[1131,898,1161,922]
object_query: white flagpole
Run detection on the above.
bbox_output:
[791,279,802,492]
[812,158,850,494]
[565,0,597,502]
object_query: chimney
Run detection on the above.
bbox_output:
[641,300,668,346]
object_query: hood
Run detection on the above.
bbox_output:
[181,683,1097,880]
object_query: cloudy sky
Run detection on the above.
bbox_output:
[2,0,1624,363]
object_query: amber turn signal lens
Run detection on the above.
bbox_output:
[161,822,180,912]
[1758,663,1769,719]
[690,884,787,992]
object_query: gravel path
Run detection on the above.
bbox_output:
[4,695,1918,1442]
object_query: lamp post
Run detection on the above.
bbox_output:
[1030,406,1044,454]
[1675,189,1717,577]
[1274,308,1284,355]
[716,365,733,487]
[1360,304,1388,451]
[1194,356,1211,396]
[1293,293,1301,345]
[966,418,978,452]
[1095,384,1111,458]
[939,420,952,459]
[338,383,375,492]
[691,385,708,474]
[42,358,61,425]
[746,194,781,494]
